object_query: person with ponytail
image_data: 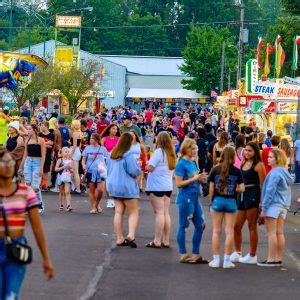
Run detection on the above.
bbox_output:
[208,146,244,269]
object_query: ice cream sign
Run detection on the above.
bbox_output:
[277,102,298,113]
[253,82,299,100]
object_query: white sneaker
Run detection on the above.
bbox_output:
[239,253,257,264]
[209,259,220,268]
[50,187,59,193]
[223,261,236,269]
[230,251,241,262]
[106,199,115,208]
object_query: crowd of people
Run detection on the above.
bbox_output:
[0,102,299,298]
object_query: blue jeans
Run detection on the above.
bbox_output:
[24,157,43,209]
[176,193,205,254]
[0,237,27,299]
[295,161,300,183]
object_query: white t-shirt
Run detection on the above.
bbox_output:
[146,148,173,192]
[295,139,300,161]
[211,114,217,126]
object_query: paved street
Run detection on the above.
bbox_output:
[21,188,300,300]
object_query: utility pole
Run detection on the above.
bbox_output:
[236,0,245,88]
[228,68,232,90]
[220,41,226,95]
[8,0,13,50]
[28,4,32,53]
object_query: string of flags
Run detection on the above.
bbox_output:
[257,35,299,77]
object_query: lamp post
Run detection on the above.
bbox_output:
[8,0,13,50]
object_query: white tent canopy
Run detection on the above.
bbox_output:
[126,88,205,99]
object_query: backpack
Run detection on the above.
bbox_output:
[58,127,70,148]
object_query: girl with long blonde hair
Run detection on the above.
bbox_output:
[174,138,208,264]
[258,149,293,267]
[280,138,294,171]
[145,132,176,248]
[71,120,82,193]
[213,131,229,166]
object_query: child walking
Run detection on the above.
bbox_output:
[55,147,73,212]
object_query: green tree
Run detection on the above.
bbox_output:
[11,66,52,113]
[115,13,170,56]
[52,62,97,115]
[280,0,300,15]
[180,25,238,95]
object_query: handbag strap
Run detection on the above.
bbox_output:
[0,197,12,242]
[86,146,101,174]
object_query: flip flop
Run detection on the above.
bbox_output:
[180,256,191,263]
[161,242,171,249]
[145,241,162,249]
[187,256,209,264]
[116,240,129,247]
[90,209,97,214]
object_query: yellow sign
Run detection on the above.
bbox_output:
[198,98,206,103]
[56,16,82,28]
[166,98,172,103]
[54,47,73,68]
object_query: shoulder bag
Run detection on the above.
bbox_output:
[0,198,32,265]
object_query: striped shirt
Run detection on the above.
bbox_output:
[0,184,39,233]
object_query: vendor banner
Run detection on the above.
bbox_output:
[250,101,276,113]
[277,102,298,113]
[238,95,264,107]
[253,82,300,100]
[217,96,228,107]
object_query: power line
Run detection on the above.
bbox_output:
[0,18,271,30]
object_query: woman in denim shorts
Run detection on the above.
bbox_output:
[258,149,293,267]
[19,124,46,213]
[208,147,245,269]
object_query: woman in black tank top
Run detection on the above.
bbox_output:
[19,124,46,213]
[231,142,266,264]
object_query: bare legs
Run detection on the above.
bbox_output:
[72,160,81,191]
[149,194,171,246]
[234,208,259,256]
[265,217,285,262]
[89,181,105,213]
[59,183,71,207]
[211,211,236,255]
[114,199,139,244]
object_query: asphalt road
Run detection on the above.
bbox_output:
[21,188,300,300]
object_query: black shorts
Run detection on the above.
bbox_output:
[237,187,261,210]
[85,173,105,184]
[146,191,172,197]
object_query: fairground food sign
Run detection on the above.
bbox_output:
[253,82,300,100]
[56,16,82,28]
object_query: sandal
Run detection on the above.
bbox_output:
[90,209,97,214]
[97,207,103,213]
[187,256,209,264]
[66,205,73,212]
[161,242,171,249]
[116,240,129,247]
[180,255,191,264]
[59,205,64,211]
[126,238,137,248]
[145,241,162,249]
